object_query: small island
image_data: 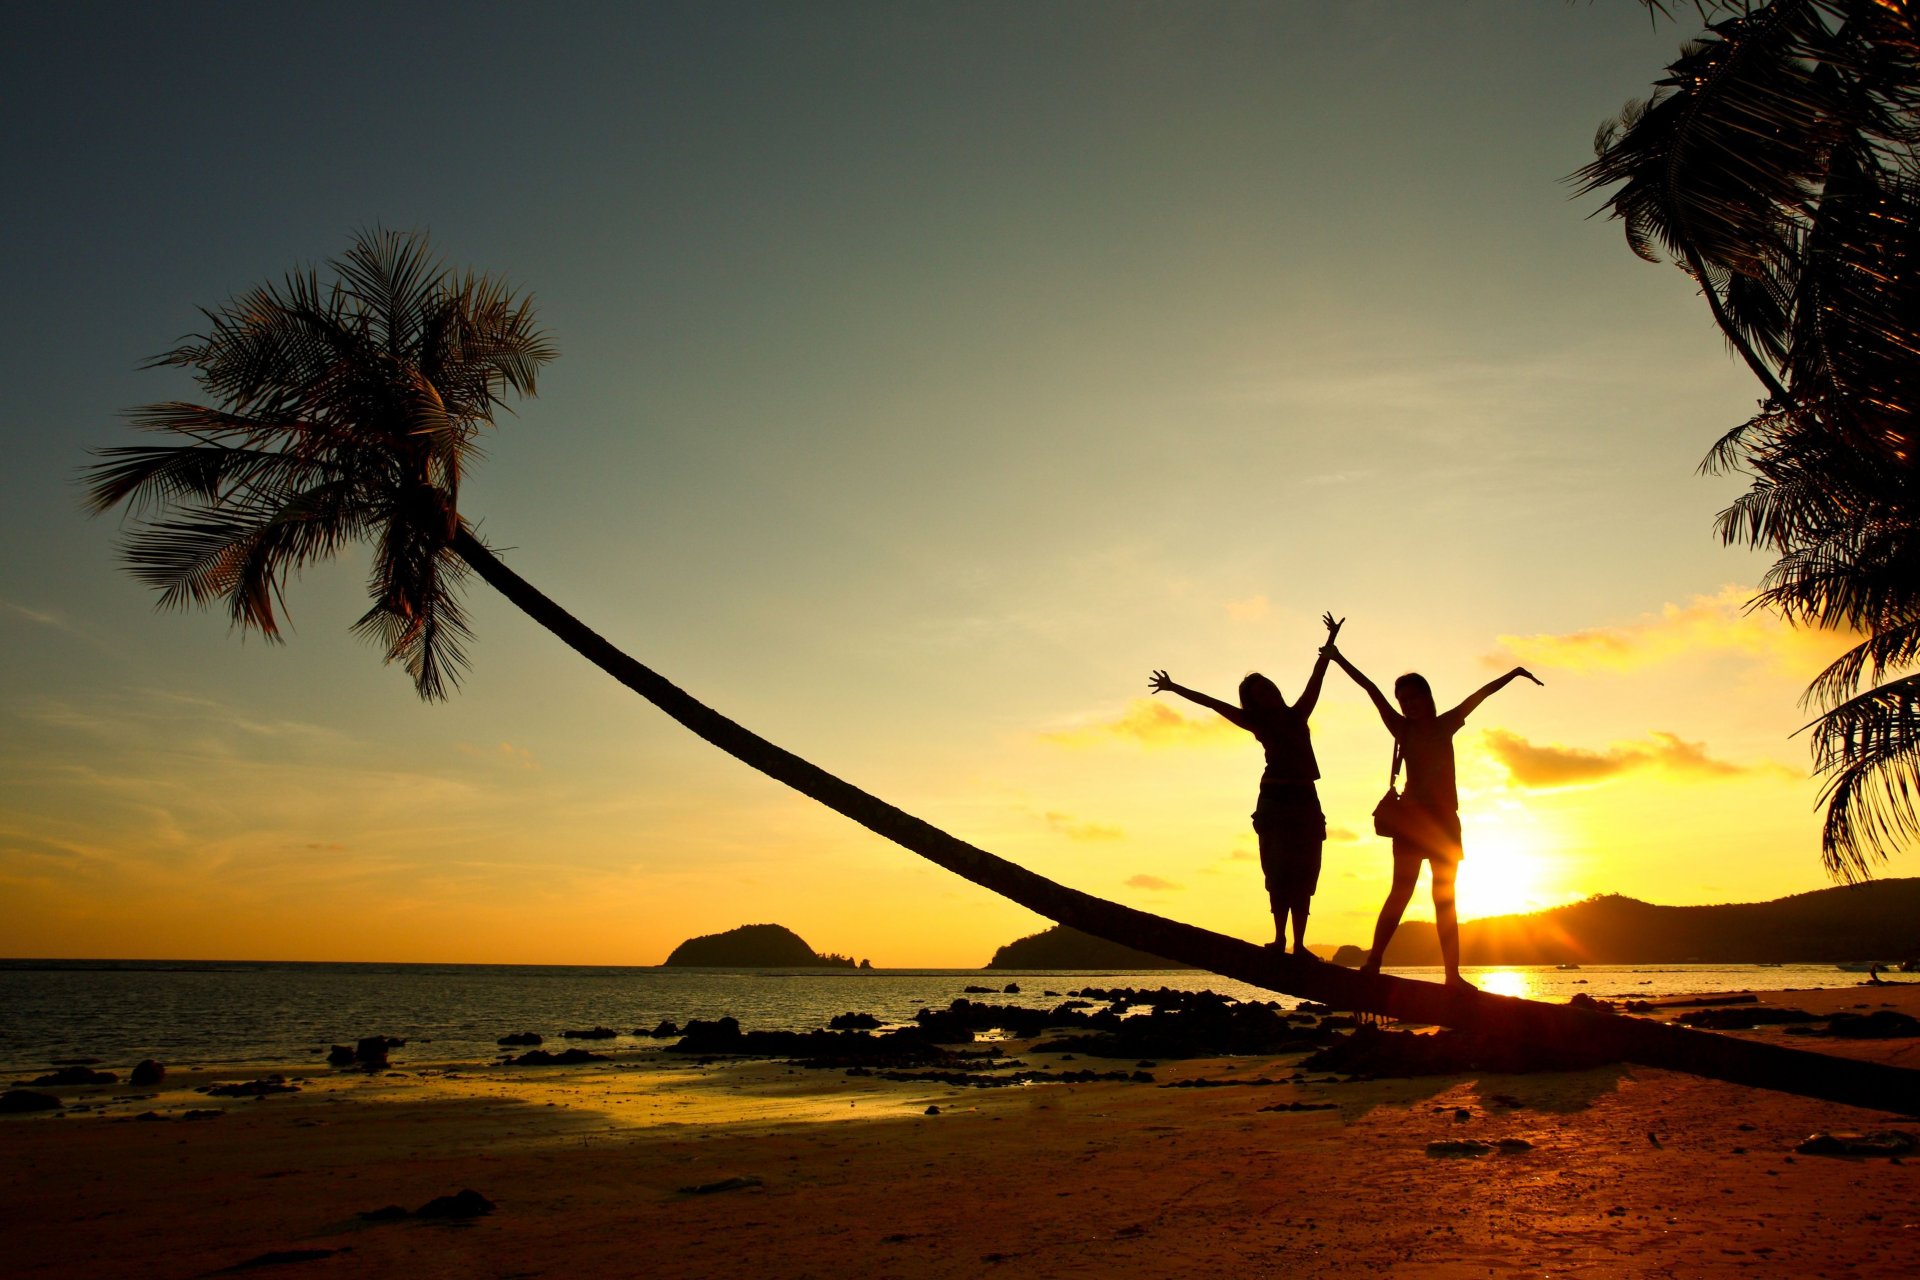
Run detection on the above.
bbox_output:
[663,923,869,968]
[985,925,1192,970]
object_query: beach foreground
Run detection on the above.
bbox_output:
[7,984,1920,1278]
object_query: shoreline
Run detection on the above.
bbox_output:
[8,983,1920,1277]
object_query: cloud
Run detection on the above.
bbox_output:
[1124,874,1182,892]
[1224,595,1270,622]
[1327,825,1359,843]
[1487,586,1856,678]
[458,742,541,771]
[1042,699,1241,748]
[1483,728,1791,789]
[1044,811,1123,842]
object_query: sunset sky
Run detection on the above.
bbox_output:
[0,3,1874,966]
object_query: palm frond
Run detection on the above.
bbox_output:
[91,228,555,700]
[1811,672,1920,878]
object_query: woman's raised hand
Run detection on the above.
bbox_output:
[1322,611,1344,644]
[1149,669,1175,694]
[1514,667,1544,686]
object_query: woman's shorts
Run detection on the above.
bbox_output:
[1253,785,1326,899]
[1390,803,1463,864]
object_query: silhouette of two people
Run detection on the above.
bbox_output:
[1153,614,1542,988]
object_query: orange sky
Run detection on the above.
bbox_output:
[0,5,1888,965]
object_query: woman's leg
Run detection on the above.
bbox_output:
[1289,834,1325,955]
[1255,822,1287,946]
[1362,852,1422,975]
[1431,858,1473,989]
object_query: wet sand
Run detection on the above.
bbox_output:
[6,984,1920,1278]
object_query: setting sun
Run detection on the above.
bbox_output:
[1454,809,1563,921]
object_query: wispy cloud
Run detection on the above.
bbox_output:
[1042,699,1241,749]
[1224,595,1270,622]
[1125,873,1181,892]
[457,741,541,771]
[1487,586,1855,678]
[1483,728,1792,789]
[1044,811,1123,842]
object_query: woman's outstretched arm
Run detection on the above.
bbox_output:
[1291,612,1344,718]
[1326,646,1398,730]
[1149,670,1248,729]
[1447,667,1544,721]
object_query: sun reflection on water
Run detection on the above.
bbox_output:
[1470,968,1536,1000]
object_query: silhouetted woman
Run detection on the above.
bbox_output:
[1149,612,1343,954]
[1324,643,1541,989]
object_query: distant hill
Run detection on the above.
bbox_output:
[1367,878,1920,966]
[985,925,1192,970]
[663,923,864,968]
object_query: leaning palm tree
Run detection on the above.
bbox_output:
[85,228,1920,1115]
[1576,0,1920,876]
[82,227,1305,984]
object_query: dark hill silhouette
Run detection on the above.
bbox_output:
[664,923,860,968]
[986,925,1192,970]
[1370,878,1920,966]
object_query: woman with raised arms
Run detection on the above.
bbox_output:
[1323,639,1542,989]
[1149,612,1344,955]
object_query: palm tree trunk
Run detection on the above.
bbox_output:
[454,529,1920,1117]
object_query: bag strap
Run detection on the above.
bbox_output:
[1387,740,1403,789]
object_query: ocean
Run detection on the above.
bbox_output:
[0,960,1878,1077]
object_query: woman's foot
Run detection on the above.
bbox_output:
[1445,973,1478,992]
[1358,955,1382,978]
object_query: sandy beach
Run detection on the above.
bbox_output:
[7,983,1920,1279]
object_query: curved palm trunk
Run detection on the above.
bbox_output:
[455,530,1920,1117]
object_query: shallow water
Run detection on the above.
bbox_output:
[0,959,1874,1076]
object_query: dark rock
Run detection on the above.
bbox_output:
[1496,1139,1535,1153]
[963,985,995,994]
[358,1205,410,1222]
[496,1032,543,1047]
[230,1248,342,1269]
[1825,1011,1920,1039]
[678,1175,764,1195]
[133,1110,165,1122]
[1427,1140,1493,1157]
[326,1045,356,1067]
[561,1026,620,1040]
[181,1109,222,1120]
[20,1066,116,1087]
[1795,1130,1916,1156]
[828,1011,881,1030]
[129,1060,165,1087]
[344,1036,403,1069]
[0,1090,62,1114]
[1003,983,1021,994]
[1676,1006,1820,1030]
[205,1075,299,1098]
[1257,1101,1337,1112]
[649,1020,680,1038]
[414,1189,494,1219]
[924,1105,941,1115]
[504,1048,606,1066]
[1567,993,1615,1014]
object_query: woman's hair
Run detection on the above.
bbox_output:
[1239,672,1285,711]
[1393,672,1436,719]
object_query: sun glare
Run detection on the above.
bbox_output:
[1454,813,1556,921]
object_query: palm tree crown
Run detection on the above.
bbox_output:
[85,228,554,699]
[1578,0,1920,877]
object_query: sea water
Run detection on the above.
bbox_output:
[0,959,1878,1077]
